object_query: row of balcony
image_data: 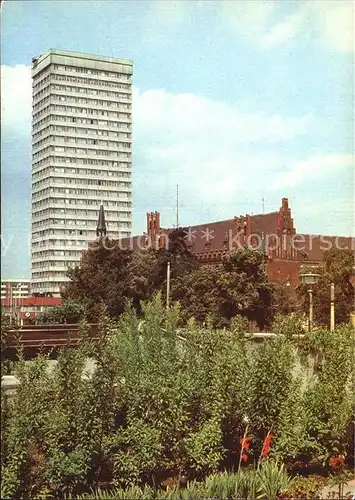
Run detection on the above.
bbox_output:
[33,128,131,147]
[33,82,132,104]
[32,157,131,173]
[33,70,131,95]
[33,139,131,155]
[33,113,132,133]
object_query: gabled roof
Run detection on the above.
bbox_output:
[169,218,235,254]
[295,235,355,262]
[115,211,281,255]
[250,212,279,234]
[113,197,354,264]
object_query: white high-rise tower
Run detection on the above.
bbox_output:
[31,49,133,296]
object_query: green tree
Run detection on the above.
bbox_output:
[1,297,353,498]
[35,299,88,324]
[1,308,15,374]
[62,240,132,319]
[218,249,274,328]
[272,281,297,316]
[62,233,198,320]
[171,265,221,324]
[1,308,12,350]
[302,325,354,466]
[172,247,274,329]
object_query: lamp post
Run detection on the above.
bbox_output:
[15,283,23,326]
[9,284,13,325]
[300,272,321,332]
[166,261,171,309]
[330,282,335,331]
[308,289,313,332]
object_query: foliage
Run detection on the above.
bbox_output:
[271,376,313,467]
[301,325,354,466]
[234,469,262,500]
[1,297,353,498]
[62,236,198,320]
[1,308,15,374]
[248,336,294,438]
[257,460,294,500]
[35,299,88,324]
[272,314,306,340]
[272,281,297,316]
[72,463,292,499]
[62,237,275,328]
[62,241,133,318]
[1,308,12,349]
[172,247,274,328]
[298,248,354,327]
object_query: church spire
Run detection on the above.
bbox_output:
[96,204,107,238]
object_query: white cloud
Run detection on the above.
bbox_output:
[312,1,354,52]
[1,65,32,134]
[133,88,312,147]
[132,86,315,223]
[260,12,302,49]
[219,0,275,43]
[271,154,354,190]
[219,0,354,52]
[1,64,352,234]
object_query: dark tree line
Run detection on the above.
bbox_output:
[37,233,354,330]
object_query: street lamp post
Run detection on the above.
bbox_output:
[9,284,13,325]
[308,289,313,332]
[166,261,171,309]
[300,272,321,333]
[330,282,335,331]
[15,283,23,326]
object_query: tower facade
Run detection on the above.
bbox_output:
[31,49,133,295]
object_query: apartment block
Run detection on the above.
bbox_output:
[1,279,31,300]
[31,49,133,295]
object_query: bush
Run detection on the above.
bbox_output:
[1,296,353,498]
[73,463,293,499]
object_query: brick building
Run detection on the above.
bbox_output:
[117,198,354,290]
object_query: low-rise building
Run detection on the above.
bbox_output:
[1,296,62,325]
[1,279,31,300]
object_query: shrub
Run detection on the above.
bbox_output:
[1,296,352,498]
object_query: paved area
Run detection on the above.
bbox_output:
[319,478,355,499]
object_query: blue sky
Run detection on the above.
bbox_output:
[1,0,354,278]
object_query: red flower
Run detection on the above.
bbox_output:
[242,453,249,463]
[330,455,345,469]
[240,437,252,451]
[261,434,273,457]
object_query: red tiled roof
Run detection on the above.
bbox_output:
[295,234,355,262]
[162,212,280,254]
[174,218,234,253]
[250,212,279,234]
[112,198,354,265]
[114,211,287,256]
[1,297,62,307]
